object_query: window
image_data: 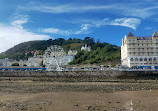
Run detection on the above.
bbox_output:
[140,58,143,61]
[130,58,133,61]
[129,40,131,43]
[135,58,138,61]
[138,52,140,56]
[133,52,136,55]
[152,52,154,55]
[144,58,147,61]
[154,57,156,61]
[149,58,152,61]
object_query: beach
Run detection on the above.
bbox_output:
[0,77,158,111]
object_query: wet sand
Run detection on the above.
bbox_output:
[0,90,158,111]
[0,78,158,111]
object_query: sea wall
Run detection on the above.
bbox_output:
[0,70,158,77]
[0,70,121,77]
[120,71,158,77]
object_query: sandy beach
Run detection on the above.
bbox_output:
[0,77,158,111]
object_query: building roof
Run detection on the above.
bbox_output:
[152,30,158,37]
[128,32,134,37]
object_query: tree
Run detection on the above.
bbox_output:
[68,38,72,41]
[84,37,95,46]
[97,39,100,43]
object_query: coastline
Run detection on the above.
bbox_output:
[0,71,158,110]
[0,78,158,111]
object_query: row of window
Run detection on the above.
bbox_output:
[130,57,157,61]
[128,48,155,51]
[128,40,153,43]
[130,63,157,65]
[129,52,156,56]
[128,44,153,46]
[128,39,158,43]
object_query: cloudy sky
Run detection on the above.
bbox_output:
[0,0,158,53]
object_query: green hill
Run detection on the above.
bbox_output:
[69,43,120,65]
[0,37,121,65]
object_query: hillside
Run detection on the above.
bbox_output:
[69,43,120,65]
[0,37,121,65]
[0,38,85,60]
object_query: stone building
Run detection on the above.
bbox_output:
[121,31,158,67]
[19,55,43,67]
[0,58,13,67]
[27,56,43,67]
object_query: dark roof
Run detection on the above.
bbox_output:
[128,32,134,37]
[152,30,158,37]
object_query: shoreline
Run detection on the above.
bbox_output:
[1,73,158,110]
[0,80,158,111]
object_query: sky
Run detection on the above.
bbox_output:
[0,0,158,53]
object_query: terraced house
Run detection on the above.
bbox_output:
[121,31,158,67]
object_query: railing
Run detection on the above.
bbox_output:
[119,68,158,71]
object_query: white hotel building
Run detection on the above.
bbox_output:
[121,31,158,67]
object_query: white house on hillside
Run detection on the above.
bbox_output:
[81,44,91,51]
